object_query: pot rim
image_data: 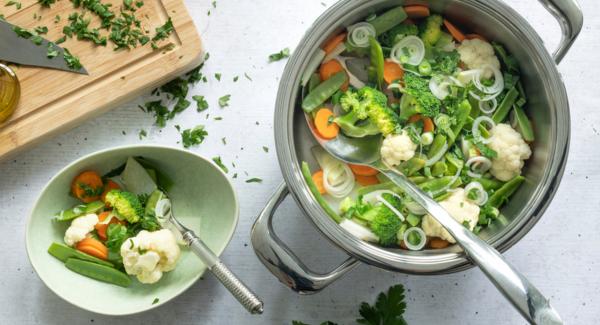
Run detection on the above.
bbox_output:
[274,0,570,273]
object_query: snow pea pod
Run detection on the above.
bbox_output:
[477,177,505,191]
[301,161,342,223]
[492,87,519,123]
[488,175,525,208]
[431,161,447,177]
[418,176,454,193]
[65,258,131,287]
[302,71,347,113]
[54,201,105,221]
[399,157,426,176]
[449,99,471,145]
[308,73,321,92]
[370,6,408,35]
[513,105,535,142]
[368,36,385,90]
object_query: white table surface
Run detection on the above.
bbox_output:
[1,0,599,324]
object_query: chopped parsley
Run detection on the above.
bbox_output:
[233,76,238,82]
[218,94,230,108]
[54,15,61,23]
[72,0,115,28]
[63,12,108,46]
[34,26,48,34]
[141,100,169,127]
[262,146,269,153]
[152,298,159,305]
[244,72,252,81]
[268,47,290,62]
[38,0,56,7]
[221,137,226,145]
[212,156,229,173]
[151,17,174,48]
[177,125,208,148]
[245,178,262,183]
[193,95,209,112]
[138,129,147,139]
[63,48,83,70]
[46,42,59,58]
[214,73,221,81]
[5,1,21,9]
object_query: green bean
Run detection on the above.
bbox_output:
[427,134,447,159]
[476,177,504,191]
[513,105,534,142]
[370,6,408,35]
[302,71,347,113]
[301,162,342,223]
[369,37,385,90]
[419,176,454,193]
[488,175,525,208]
[492,87,519,123]
[449,99,471,145]
[400,157,426,176]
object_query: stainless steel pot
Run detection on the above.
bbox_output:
[252,0,582,294]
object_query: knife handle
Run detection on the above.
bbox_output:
[0,63,20,123]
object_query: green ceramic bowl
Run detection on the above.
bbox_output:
[26,145,239,315]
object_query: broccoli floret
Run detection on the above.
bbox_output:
[432,49,460,75]
[336,87,399,137]
[400,73,441,119]
[420,14,443,46]
[360,205,402,246]
[105,190,144,223]
[379,24,419,48]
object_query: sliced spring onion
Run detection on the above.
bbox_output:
[403,227,426,250]
[472,116,495,144]
[421,132,434,146]
[312,146,355,198]
[425,142,448,167]
[464,181,488,206]
[478,97,498,115]
[405,200,427,215]
[390,35,425,66]
[429,75,452,100]
[301,49,326,87]
[466,156,492,178]
[473,64,504,95]
[347,22,376,48]
[323,42,347,62]
[337,56,366,89]
[361,190,406,222]
[455,69,479,86]
[340,219,379,242]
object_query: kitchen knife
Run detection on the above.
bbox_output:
[0,20,88,75]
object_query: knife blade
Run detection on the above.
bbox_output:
[0,20,88,75]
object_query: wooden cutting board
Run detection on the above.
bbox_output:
[0,0,202,160]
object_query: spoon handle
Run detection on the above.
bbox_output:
[181,230,264,315]
[380,170,562,325]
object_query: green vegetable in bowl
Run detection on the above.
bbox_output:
[104,190,144,223]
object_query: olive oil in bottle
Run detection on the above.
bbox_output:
[0,64,20,123]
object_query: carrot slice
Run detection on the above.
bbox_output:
[320,59,349,91]
[349,164,379,177]
[408,114,435,133]
[355,175,380,186]
[76,238,109,260]
[314,108,339,139]
[465,33,487,42]
[322,32,347,55]
[71,171,104,203]
[429,237,451,249]
[101,180,120,203]
[95,211,122,241]
[404,5,430,18]
[312,170,326,195]
[383,60,404,84]
[443,19,466,42]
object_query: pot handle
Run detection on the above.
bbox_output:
[251,182,360,294]
[538,0,583,64]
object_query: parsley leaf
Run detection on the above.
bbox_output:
[138,129,147,139]
[34,26,48,34]
[473,140,498,159]
[152,298,159,305]
[357,285,407,325]
[268,47,290,62]
[212,156,229,173]
[193,95,209,112]
[218,94,230,108]
[38,0,56,8]
[214,73,221,81]
[245,178,262,183]
[151,17,173,46]
[5,1,22,9]
[46,42,59,58]
[178,125,208,148]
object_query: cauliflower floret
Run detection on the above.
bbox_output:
[457,39,500,79]
[64,213,99,246]
[121,229,181,284]
[421,189,480,244]
[488,123,532,181]
[380,131,417,167]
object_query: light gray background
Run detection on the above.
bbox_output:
[1,0,598,324]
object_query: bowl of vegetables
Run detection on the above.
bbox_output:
[252,0,581,293]
[26,145,239,315]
